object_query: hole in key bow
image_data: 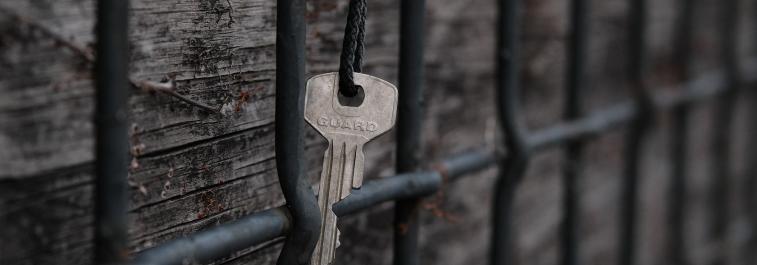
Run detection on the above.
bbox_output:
[338,84,365,107]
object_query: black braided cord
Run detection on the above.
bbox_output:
[338,0,367,97]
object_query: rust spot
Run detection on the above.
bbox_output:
[196,191,224,220]
[397,223,409,235]
[431,162,450,181]
[130,143,146,156]
[424,163,459,222]
[422,202,461,224]
[234,85,265,112]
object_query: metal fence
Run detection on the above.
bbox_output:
[89,0,756,264]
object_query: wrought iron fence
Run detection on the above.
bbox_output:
[88,0,756,264]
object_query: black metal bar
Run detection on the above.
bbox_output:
[667,0,694,264]
[742,2,757,261]
[492,0,530,264]
[132,208,290,265]
[93,0,130,263]
[529,59,757,151]
[275,1,321,265]
[335,172,441,216]
[491,155,528,265]
[529,103,634,150]
[394,0,426,265]
[742,2,757,258]
[709,0,739,264]
[562,0,588,264]
[619,0,650,264]
[437,150,497,182]
[131,151,492,265]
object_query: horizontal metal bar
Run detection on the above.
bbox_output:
[334,172,440,216]
[529,103,633,151]
[435,150,497,181]
[528,58,757,151]
[132,208,290,265]
[130,150,494,265]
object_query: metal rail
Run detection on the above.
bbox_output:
[491,0,531,264]
[667,0,695,263]
[618,1,651,264]
[93,0,130,264]
[82,0,755,264]
[708,1,740,264]
[274,1,321,265]
[394,1,426,265]
[562,1,588,264]
[132,151,493,265]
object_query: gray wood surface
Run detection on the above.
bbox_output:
[1,0,755,264]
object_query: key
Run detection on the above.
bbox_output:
[304,72,398,265]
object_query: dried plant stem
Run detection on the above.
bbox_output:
[131,79,220,113]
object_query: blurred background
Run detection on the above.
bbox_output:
[1,0,756,264]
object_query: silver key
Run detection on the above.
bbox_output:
[304,72,398,265]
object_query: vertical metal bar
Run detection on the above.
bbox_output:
[394,1,426,265]
[742,2,757,262]
[619,0,650,265]
[275,1,322,264]
[491,0,530,264]
[708,0,739,264]
[562,0,588,264]
[491,156,528,265]
[667,0,695,264]
[93,0,130,264]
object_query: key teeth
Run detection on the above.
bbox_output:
[352,146,365,189]
[336,229,341,249]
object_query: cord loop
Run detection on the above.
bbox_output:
[338,0,366,97]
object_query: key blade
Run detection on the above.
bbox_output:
[312,140,347,265]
